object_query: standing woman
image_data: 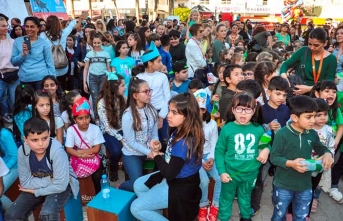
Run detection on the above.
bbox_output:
[95,19,106,33]
[225,23,243,47]
[333,26,343,91]
[38,18,46,34]
[275,23,291,47]
[138,27,151,49]
[106,19,117,35]
[294,23,302,37]
[40,15,83,88]
[0,16,20,123]
[212,24,227,63]
[186,23,207,79]
[201,24,212,55]
[10,25,25,39]
[280,28,337,95]
[11,17,55,90]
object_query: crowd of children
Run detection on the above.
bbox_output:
[1,11,343,221]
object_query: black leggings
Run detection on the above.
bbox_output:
[332,152,343,186]
[91,163,104,194]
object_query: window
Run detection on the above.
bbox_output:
[221,0,231,4]
[263,0,268,5]
[199,0,210,4]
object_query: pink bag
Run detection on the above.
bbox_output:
[70,125,100,178]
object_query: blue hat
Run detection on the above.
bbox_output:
[142,42,161,63]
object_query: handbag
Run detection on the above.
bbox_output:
[70,125,101,178]
[0,70,19,83]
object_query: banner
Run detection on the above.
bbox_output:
[0,0,29,22]
[29,0,69,20]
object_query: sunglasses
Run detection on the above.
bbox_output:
[275,25,280,28]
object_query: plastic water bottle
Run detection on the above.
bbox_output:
[332,122,337,134]
[300,159,323,172]
[273,119,280,133]
[258,130,272,149]
[100,174,111,203]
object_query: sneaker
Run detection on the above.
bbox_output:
[329,188,343,203]
[198,207,208,221]
[251,208,259,217]
[208,205,219,221]
[286,213,292,221]
[311,199,318,213]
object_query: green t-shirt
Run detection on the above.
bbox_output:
[215,121,265,178]
[275,32,290,46]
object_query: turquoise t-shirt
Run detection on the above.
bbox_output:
[188,20,195,38]
[102,45,115,61]
[84,50,111,75]
[110,56,135,96]
[275,32,290,46]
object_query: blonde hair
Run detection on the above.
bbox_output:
[189,9,200,22]
[231,53,243,65]
[95,19,106,32]
[256,52,273,62]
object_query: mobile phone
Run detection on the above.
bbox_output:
[24,36,31,50]
[81,11,89,19]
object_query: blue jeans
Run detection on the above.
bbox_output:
[103,133,123,172]
[120,154,146,192]
[271,185,312,221]
[199,154,221,207]
[131,171,168,221]
[0,78,20,114]
[5,185,71,221]
[88,73,106,116]
[21,80,42,91]
[1,168,18,210]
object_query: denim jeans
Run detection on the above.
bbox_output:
[199,154,221,207]
[271,185,312,221]
[0,78,20,114]
[21,80,42,91]
[5,185,71,221]
[103,133,122,173]
[120,154,146,192]
[1,168,18,210]
[88,73,106,116]
[131,171,168,221]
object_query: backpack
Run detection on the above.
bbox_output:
[48,36,69,69]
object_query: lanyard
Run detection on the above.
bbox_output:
[312,51,324,84]
[191,37,205,58]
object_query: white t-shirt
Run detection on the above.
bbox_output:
[61,110,70,124]
[65,124,105,149]
[0,157,9,177]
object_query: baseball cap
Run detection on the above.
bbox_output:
[86,17,91,20]
[72,97,91,117]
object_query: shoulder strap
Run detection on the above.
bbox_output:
[72,125,91,149]
[46,138,53,167]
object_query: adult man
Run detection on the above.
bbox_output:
[10,18,21,29]
[325,18,334,37]
[165,19,173,35]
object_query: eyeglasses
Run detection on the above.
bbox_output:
[234,106,253,114]
[138,89,153,95]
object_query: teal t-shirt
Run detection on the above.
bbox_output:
[275,32,290,46]
[110,56,135,96]
[102,45,115,60]
[188,20,196,38]
[84,50,111,75]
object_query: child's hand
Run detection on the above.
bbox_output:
[18,184,34,194]
[321,152,334,170]
[269,121,280,131]
[149,139,161,152]
[256,148,270,164]
[211,94,220,103]
[290,158,307,173]
[220,173,232,183]
[220,119,225,128]
[202,158,214,171]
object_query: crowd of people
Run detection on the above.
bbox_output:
[0,9,343,221]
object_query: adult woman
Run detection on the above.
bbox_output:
[10,25,25,39]
[250,25,273,51]
[186,23,207,78]
[125,20,136,34]
[275,23,291,47]
[245,19,253,36]
[106,18,116,35]
[333,26,343,91]
[138,27,150,49]
[302,22,314,46]
[289,25,299,45]
[212,24,227,63]
[280,28,337,95]
[95,19,106,33]
[0,17,20,117]
[294,23,302,36]
[39,18,46,34]
[201,24,212,55]
[11,17,55,90]
[225,23,243,47]
[40,15,83,88]
[169,30,186,64]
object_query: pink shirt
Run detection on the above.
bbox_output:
[0,37,18,72]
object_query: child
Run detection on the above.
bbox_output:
[65,97,105,193]
[32,90,64,144]
[42,75,65,117]
[236,79,262,100]
[97,72,126,182]
[110,40,135,97]
[130,92,204,221]
[127,33,145,65]
[0,157,9,221]
[270,95,333,221]
[219,64,243,123]
[120,78,158,192]
[242,62,256,80]
[83,33,111,114]
[102,32,116,60]
[219,49,233,63]
[60,90,82,130]
[137,42,170,146]
[171,61,190,93]
[188,79,212,113]
[230,53,244,66]
[13,84,34,143]
[215,92,270,221]
[5,118,78,220]
[194,89,221,221]
[147,33,161,48]
[66,34,77,90]
[255,61,278,105]
[212,63,227,100]
[187,9,200,38]
[311,98,335,212]
[159,35,172,73]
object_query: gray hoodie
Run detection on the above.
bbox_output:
[18,138,79,198]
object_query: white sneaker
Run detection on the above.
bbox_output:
[329,188,343,203]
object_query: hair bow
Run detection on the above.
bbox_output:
[106,71,118,81]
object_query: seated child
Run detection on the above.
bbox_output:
[171,61,190,93]
[5,118,79,221]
